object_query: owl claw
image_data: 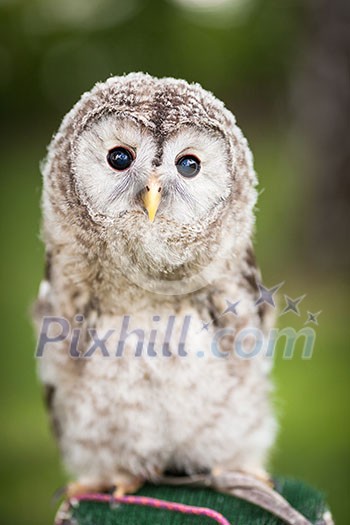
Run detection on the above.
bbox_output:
[65,476,144,500]
[66,480,108,499]
[112,477,144,497]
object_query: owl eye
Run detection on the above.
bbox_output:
[107,146,134,171]
[176,155,201,178]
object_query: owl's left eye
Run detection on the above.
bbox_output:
[107,146,134,171]
[176,155,201,178]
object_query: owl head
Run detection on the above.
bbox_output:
[42,73,257,294]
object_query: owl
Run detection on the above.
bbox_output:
[33,72,277,499]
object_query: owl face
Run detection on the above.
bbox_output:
[44,73,257,290]
[74,115,232,227]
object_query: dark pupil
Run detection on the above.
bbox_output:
[107,147,133,170]
[176,155,200,178]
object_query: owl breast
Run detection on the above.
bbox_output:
[40,302,275,484]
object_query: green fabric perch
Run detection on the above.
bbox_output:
[56,477,333,525]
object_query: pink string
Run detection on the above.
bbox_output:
[70,493,232,525]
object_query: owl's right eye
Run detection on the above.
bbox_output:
[107,147,134,171]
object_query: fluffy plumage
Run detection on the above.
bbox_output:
[33,72,277,493]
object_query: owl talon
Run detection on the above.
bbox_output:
[66,481,108,499]
[112,477,144,497]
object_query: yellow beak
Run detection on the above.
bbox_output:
[142,179,162,222]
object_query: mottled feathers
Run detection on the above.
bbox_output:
[34,73,276,492]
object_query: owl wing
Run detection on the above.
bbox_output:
[196,244,272,332]
[33,261,62,442]
[43,384,61,441]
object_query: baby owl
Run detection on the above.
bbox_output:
[33,72,277,497]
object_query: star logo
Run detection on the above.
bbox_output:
[200,321,211,332]
[255,282,284,308]
[222,300,240,316]
[280,294,306,316]
[305,311,322,325]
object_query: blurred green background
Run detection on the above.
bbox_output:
[0,0,349,523]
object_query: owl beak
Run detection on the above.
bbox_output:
[142,179,162,222]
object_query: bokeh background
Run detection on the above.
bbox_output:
[0,0,349,523]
